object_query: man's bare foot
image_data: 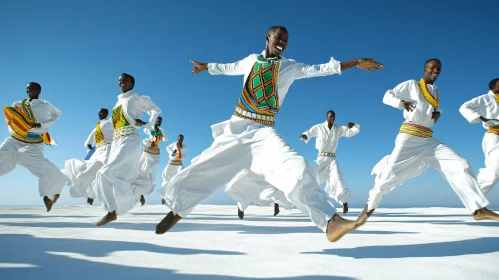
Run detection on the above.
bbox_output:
[96,211,117,226]
[343,202,349,215]
[87,197,94,205]
[140,195,145,206]
[43,196,53,212]
[238,207,244,220]
[473,208,499,221]
[156,211,182,234]
[355,204,374,228]
[52,194,60,204]
[326,214,357,242]
[161,198,166,205]
[274,203,280,216]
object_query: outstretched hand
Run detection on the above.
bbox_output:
[299,134,308,141]
[190,60,208,74]
[357,58,384,72]
[347,122,355,128]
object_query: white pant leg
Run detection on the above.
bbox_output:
[315,156,331,184]
[367,134,430,210]
[225,170,268,211]
[134,152,161,196]
[94,135,142,215]
[477,133,499,195]
[160,130,252,217]
[324,158,350,205]
[251,127,336,232]
[426,140,489,213]
[161,164,183,187]
[14,141,66,197]
[0,137,21,177]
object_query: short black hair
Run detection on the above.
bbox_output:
[28,82,41,91]
[99,108,109,114]
[424,58,441,67]
[120,73,135,87]
[489,78,499,90]
[178,134,184,138]
[267,26,288,36]
[326,110,335,116]
[157,116,162,120]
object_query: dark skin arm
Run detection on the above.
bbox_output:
[135,119,147,126]
[300,134,308,141]
[191,59,383,74]
[402,101,416,112]
[480,116,499,122]
[341,58,384,72]
[87,144,93,150]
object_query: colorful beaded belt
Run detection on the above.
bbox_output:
[487,126,499,136]
[169,159,183,166]
[234,105,275,125]
[11,132,43,144]
[113,126,138,140]
[318,152,335,157]
[96,140,112,149]
[399,122,433,138]
[144,145,160,155]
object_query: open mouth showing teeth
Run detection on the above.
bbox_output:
[276,46,283,51]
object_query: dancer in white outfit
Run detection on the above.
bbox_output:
[300,110,360,214]
[357,59,499,227]
[94,73,161,226]
[159,135,187,205]
[62,108,114,205]
[156,26,383,242]
[1,82,66,212]
[135,117,167,206]
[459,78,499,197]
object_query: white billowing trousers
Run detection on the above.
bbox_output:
[160,116,336,232]
[94,135,142,215]
[316,156,350,205]
[133,152,161,196]
[0,137,66,197]
[63,144,111,199]
[367,133,489,212]
[476,133,499,195]
[161,163,183,189]
[225,169,293,212]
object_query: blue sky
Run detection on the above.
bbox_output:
[1,0,498,209]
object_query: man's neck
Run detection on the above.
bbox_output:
[327,123,333,129]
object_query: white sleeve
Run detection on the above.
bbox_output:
[301,124,320,143]
[382,81,414,109]
[459,95,487,123]
[340,124,360,138]
[40,103,62,128]
[207,54,255,76]
[84,128,96,147]
[292,57,342,80]
[137,96,161,130]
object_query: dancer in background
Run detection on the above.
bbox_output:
[159,134,187,205]
[459,78,499,197]
[94,73,161,226]
[357,59,499,228]
[300,110,360,214]
[62,108,113,205]
[1,82,65,211]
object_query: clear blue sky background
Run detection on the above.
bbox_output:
[1,0,498,210]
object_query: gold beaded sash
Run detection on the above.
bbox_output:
[399,122,433,138]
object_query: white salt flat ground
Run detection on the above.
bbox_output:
[0,205,498,280]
